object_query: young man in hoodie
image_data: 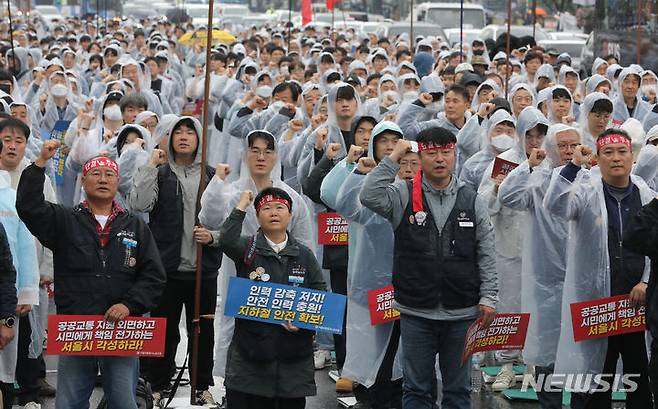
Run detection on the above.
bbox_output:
[129,116,222,405]
[360,127,497,409]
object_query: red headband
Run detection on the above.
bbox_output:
[83,157,119,176]
[255,194,291,213]
[596,134,631,151]
[418,142,456,152]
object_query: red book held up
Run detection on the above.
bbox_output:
[491,157,519,179]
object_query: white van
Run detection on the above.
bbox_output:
[414,2,486,30]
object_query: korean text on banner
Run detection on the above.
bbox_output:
[317,212,349,245]
[224,277,347,334]
[367,285,400,325]
[47,120,72,186]
[491,156,519,179]
[570,294,645,342]
[461,313,530,362]
[47,315,166,357]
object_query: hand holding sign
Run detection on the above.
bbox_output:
[104,303,130,322]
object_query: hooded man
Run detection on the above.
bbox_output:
[129,116,222,405]
[612,68,651,125]
[498,124,582,409]
[545,129,653,409]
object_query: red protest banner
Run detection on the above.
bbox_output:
[367,285,400,325]
[461,313,530,362]
[570,294,646,342]
[318,212,349,245]
[47,315,166,357]
[491,157,519,179]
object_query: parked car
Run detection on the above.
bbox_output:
[538,39,586,71]
[480,24,550,42]
[378,22,448,43]
[444,28,482,48]
[414,2,486,30]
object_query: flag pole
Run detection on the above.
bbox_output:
[190,0,214,403]
[287,0,292,51]
[532,0,537,39]
[504,0,511,99]
[409,0,414,55]
[637,0,642,65]
[7,0,15,64]
[459,0,464,62]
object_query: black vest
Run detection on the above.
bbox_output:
[148,164,221,277]
[393,181,480,309]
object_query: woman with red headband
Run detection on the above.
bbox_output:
[218,187,326,409]
[545,128,653,409]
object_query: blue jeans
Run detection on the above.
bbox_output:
[400,314,474,409]
[55,355,139,409]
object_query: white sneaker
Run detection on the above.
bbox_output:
[314,349,332,369]
[23,403,41,409]
[491,364,516,392]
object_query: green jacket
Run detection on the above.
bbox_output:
[219,208,326,398]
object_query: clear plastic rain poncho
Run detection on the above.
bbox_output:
[577,92,612,150]
[361,74,399,121]
[297,82,362,185]
[546,85,574,125]
[592,57,608,77]
[34,70,80,133]
[585,74,612,95]
[545,163,654,385]
[198,130,314,377]
[114,124,153,207]
[605,63,623,97]
[119,58,168,116]
[633,124,658,190]
[612,67,652,124]
[7,47,31,83]
[460,109,516,192]
[318,123,402,388]
[508,83,537,119]
[470,79,501,111]
[535,63,556,84]
[478,107,549,325]
[497,123,578,367]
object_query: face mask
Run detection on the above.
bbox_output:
[402,91,418,102]
[269,100,285,111]
[0,84,11,95]
[473,49,484,56]
[103,104,123,121]
[50,83,68,97]
[491,134,515,152]
[255,85,273,99]
[642,84,657,95]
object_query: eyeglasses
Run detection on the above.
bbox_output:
[557,143,579,151]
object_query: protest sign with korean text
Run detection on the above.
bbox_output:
[47,120,72,186]
[491,157,519,179]
[570,294,645,342]
[47,315,166,357]
[462,313,530,362]
[317,212,349,245]
[224,277,347,334]
[367,285,400,325]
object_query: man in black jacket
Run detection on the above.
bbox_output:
[0,222,16,351]
[16,140,166,409]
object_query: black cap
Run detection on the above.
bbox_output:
[460,72,483,87]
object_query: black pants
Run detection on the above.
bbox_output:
[15,315,42,405]
[571,331,652,409]
[0,315,44,407]
[649,338,658,407]
[368,320,401,409]
[226,389,305,409]
[330,267,347,371]
[143,276,217,391]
